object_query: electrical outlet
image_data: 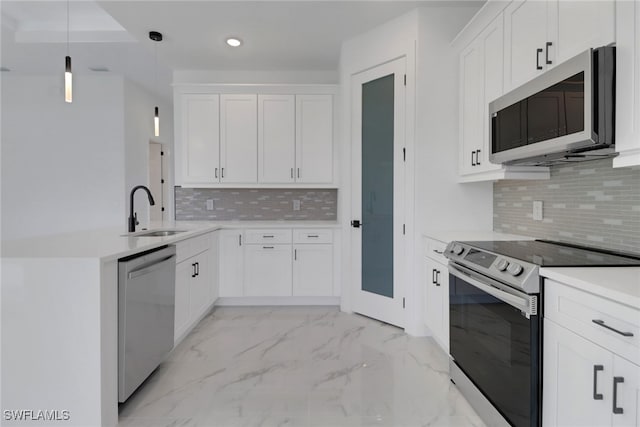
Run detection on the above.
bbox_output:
[206,199,214,211]
[533,200,543,221]
[293,200,301,211]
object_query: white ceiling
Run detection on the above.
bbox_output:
[1,1,483,99]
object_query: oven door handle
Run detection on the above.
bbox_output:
[449,263,535,316]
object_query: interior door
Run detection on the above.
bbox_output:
[351,58,405,327]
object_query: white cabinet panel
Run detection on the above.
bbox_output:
[258,95,295,183]
[219,230,244,297]
[424,257,448,352]
[209,232,219,305]
[244,245,292,297]
[220,94,257,183]
[295,95,333,183]
[293,244,332,296]
[613,355,640,427]
[181,94,220,184]
[543,319,613,427]
[459,40,483,176]
[244,229,292,245]
[554,0,615,65]
[189,250,211,321]
[614,0,640,168]
[504,0,550,91]
[174,260,193,345]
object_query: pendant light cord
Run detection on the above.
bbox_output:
[66,0,69,55]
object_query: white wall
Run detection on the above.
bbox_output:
[173,69,338,84]
[123,79,174,225]
[1,74,126,240]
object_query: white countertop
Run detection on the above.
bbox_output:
[423,229,533,244]
[541,267,640,309]
[1,220,340,262]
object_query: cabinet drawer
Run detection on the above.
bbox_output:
[244,229,292,244]
[176,233,212,263]
[425,237,448,263]
[293,229,333,244]
[545,279,640,365]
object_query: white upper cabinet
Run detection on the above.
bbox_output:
[258,95,295,183]
[504,0,552,91]
[295,95,333,184]
[504,0,615,92]
[614,0,640,168]
[180,94,220,185]
[220,94,258,184]
[459,12,549,182]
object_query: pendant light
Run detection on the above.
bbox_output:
[64,0,72,103]
[149,31,163,137]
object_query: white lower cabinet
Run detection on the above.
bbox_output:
[423,237,449,352]
[244,244,292,297]
[543,279,640,426]
[174,232,215,345]
[218,229,244,297]
[293,244,333,296]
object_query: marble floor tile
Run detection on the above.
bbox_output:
[118,307,485,427]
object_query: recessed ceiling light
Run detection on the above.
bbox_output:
[89,66,110,72]
[226,37,242,47]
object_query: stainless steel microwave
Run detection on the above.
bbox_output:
[489,46,615,166]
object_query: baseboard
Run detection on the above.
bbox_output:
[215,296,341,306]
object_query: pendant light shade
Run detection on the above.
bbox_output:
[64,56,72,103]
[150,31,163,137]
[154,106,160,137]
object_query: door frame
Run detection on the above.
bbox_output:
[349,57,409,328]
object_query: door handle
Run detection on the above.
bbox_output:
[351,220,362,228]
[613,376,624,414]
[471,150,476,166]
[435,270,441,286]
[592,319,634,337]
[294,249,297,261]
[297,168,300,179]
[191,263,197,278]
[291,168,294,179]
[215,168,218,179]
[476,150,481,165]
[432,268,437,284]
[545,42,553,65]
[221,167,225,178]
[593,365,604,400]
[263,246,274,249]
[195,262,199,277]
[536,48,543,70]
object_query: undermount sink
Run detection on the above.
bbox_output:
[133,230,187,237]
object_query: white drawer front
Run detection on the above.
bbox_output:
[545,279,640,365]
[293,229,333,244]
[244,229,292,245]
[176,233,212,263]
[425,237,448,263]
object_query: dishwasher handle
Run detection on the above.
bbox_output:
[128,254,176,280]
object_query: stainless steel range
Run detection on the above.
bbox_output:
[444,240,640,427]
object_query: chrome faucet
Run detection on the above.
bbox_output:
[128,185,155,232]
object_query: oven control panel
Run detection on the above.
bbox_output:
[443,241,540,294]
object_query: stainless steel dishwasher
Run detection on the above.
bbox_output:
[118,245,176,402]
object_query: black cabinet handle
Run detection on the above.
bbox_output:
[263,235,274,238]
[433,249,444,255]
[297,168,300,178]
[536,48,543,70]
[221,167,225,178]
[263,246,274,249]
[291,168,293,179]
[592,319,634,337]
[432,269,437,284]
[476,150,481,165]
[294,249,297,261]
[215,168,218,179]
[471,150,476,166]
[351,220,362,228]
[613,376,624,414]
[191,263,196,278]
[545,42,553,65]
[435,270,441,286]
[307,235,319,238]
[239,234,242,246]
[195,262,199,277]
[593,365,604,400]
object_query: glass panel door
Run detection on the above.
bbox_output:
[361,74,395,297]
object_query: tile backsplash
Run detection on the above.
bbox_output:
[494,158,640,255]
[175,188,337,221]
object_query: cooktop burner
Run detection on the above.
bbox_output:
[461,240,640,267]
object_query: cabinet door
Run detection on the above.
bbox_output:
[292,244,332,296]
[424,258,448,352]
[189,250,210,321]
[614,0,640,168]
[478,13,505,173]
[553,0,615,66]
[613,356,640,427]
[220,94,257,183]
[244,245,292,297]
[459,40,483,175]
[543,319,613,427]
[258,95,295,183]
[219,230,244,297]
[295,95,333,183]
[209,232,219,304]
[174,260,194,345]
[181,94,220,184]
[504,0,549,91]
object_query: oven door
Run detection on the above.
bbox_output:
[449,263,540,427]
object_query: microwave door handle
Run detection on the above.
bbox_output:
[449,264,532,315]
